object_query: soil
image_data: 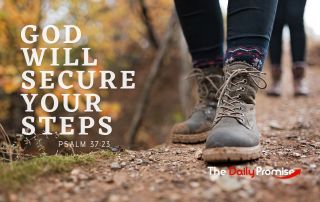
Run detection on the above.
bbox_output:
[3,60,320,202]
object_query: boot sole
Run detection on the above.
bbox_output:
[171,131,208,144]
[202,145,261,162]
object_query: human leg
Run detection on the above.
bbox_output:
[203,0,278,162]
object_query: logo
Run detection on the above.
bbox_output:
[208,166,301,179]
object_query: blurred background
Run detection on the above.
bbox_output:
[0,0,319,153]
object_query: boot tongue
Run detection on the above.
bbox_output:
[223,63,261,105]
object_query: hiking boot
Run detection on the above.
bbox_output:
[267,65,282,96]
[202,62,266,162]
[171,67,224,143]
[292,64,309,96]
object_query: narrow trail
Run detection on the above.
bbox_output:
[16,63,320,202]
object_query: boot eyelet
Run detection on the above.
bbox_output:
[243,79,247,84]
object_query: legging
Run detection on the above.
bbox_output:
[269,0,307,66]
[174,0,278,70]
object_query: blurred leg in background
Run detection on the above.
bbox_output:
[268,0,308,96]
[287,0,309,96]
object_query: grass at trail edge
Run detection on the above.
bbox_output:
[0,150,115,190]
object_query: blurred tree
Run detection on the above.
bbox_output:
[0,0,173,140]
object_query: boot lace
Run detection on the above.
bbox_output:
[187,68,222,119]
[214,68,267,128]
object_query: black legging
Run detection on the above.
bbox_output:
[269,0,307,65]
[174,0,278,70]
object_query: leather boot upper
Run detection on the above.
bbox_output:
[172,67,224,134]
[206,62,267,148]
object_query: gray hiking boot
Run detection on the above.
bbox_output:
[171,67,224,143]
[292,64,309,96]
[267,65,282,96]
[202,62,267,162]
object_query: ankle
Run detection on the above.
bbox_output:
[292,62,307,80]
[225,46,266,71]
[193,57,224,69]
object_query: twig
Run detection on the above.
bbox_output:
[138,0,159,49]
[128,11,177,148]
[177,29,193,117]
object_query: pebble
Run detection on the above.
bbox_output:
[217,175,243,192]
[110,162,122,170]
[190,181,200,188]
[135,159,143,165]
[168,193,181,201]
[71,168,81,176]
[194,149,202,160]
[292,152,301,157]
[201,188,215,199]
[128,155,136,161]
[309,164,317,169]
[269,120,285,130]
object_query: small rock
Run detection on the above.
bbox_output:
[110,162,122,170]
[169,193,181,201]
[292,117,311,130]
[155,178,164,184]
[128,155,135,161]
[136,159,144,165]
[209,174,220,182]
[109,194,121,202]
[120,162,127,167]
[217,175,243,192]
[195,149,202,160]
[201,188,215,199]
[190,147,197,152]
[309,164,317,169]
[63,182,75,190]
[110,145,124,153]
[190,181,200,188]
[71,168,81,176]
[78,174,89,181]
[105,175,114,183]
[149,185,156,192]
[292,152,301,157]
[269,120,284,130]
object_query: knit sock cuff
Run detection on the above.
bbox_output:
[193,56,224,69]
[225,46,266,71]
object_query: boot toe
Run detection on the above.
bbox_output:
[205,121,259,148]
[172,122,191,134]
[172,120,210,134]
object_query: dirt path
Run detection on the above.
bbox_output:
[6,64,320,202]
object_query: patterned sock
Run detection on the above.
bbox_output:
[225,46,266,71]
[193,56,224,69]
